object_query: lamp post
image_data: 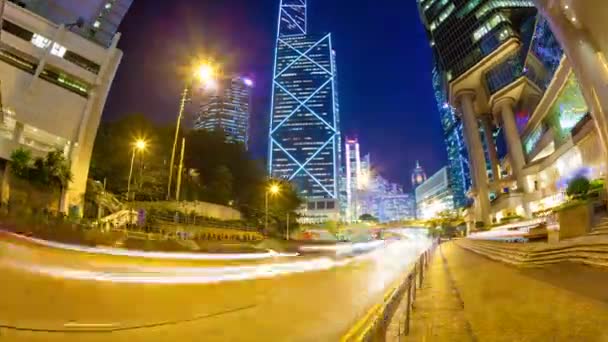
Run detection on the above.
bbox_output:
[127,139,146,201]
[265,183,280,232]
[166,63,217,201]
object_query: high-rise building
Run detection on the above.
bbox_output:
[15,0,133,47]
[433,67,470,209]
[359,172,416,223]
[411,161,427,188]
[269,0,342,222]
[344,137,362,222]
[0,1,124,211]
[417,0,565,225]
[194,76,252,146]
[415,167,455,220]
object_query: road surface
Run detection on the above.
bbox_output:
[0,230,429,341]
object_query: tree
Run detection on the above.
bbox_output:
[10,148,31,178]
[208,165,233,205]
[90,113,171,199]
[359,213,379,222]
[426,210,464,238]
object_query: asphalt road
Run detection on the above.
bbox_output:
[0,231,429,341]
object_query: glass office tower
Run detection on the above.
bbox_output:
[269,0,342,217]
[433,67,470,208]
[194,76,252,147]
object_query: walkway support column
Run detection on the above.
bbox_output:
[493,98,528,193]
[481,114,501,182]
[456,90,491,226]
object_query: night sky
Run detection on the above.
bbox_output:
[103,0,446,191]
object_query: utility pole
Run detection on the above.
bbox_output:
[0,0,6,123]
[167,86,189,200]
[286,212,290,240]
[175,137,186,201]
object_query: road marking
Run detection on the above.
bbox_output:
[64,322,120,329]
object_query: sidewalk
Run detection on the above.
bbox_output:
[394,241,608,341]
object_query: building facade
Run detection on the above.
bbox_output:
[415,167,455,220]
[350,154,416,223]
[0,1,124,211]
[417,0,567,225]
[15,0,133,47]
[193,76,251,146]
[344,137,361,222]
[269,0,342,222]
[432,66,471,209]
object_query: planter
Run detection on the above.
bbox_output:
[556,202,593,240]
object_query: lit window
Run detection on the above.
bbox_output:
[105,2,112,9]
[430,4,455,31]
[31,34,51,49]
[93,20,101,28]
[50,43,66,58]
[472,13,509,42]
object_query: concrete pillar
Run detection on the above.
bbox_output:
[481,115,501,182]
[534,0,608,171]
[494,98,532,218]
[494,98,528,192]
[456,90,491,226]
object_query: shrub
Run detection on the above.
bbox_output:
[567,176,590,199]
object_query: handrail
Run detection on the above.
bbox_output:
[93,209,136,228]
[341,242,438,341]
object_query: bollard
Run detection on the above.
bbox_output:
[412,264,417,304]
[419,254,425,288]
[404,274,413,336]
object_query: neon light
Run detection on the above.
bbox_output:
[289,135,335,181]
[271,138,335,197]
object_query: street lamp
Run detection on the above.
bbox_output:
[166,61,217,201]
[265,183,280,232]
[127,139,146,201]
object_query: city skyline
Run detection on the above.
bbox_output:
[102,0,446,191]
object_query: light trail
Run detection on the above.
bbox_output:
[2,231,298,260]
[298,240,385,255]
[1,238,431,285]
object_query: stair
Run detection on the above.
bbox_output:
[589,217,608,236]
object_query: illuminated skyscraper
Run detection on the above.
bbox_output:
[344,138,361,222]
[17,0,133,46]
[411,161,427,188]
[269,0,342,221]
[433,67,470,208]
[194,76,252,146]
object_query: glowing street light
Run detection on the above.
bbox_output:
[127,139,147,201]
[269,184,280,195]
[135,139,147,151]
[265,183,281,232]
[196,63,215,83]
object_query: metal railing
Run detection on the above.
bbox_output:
[341,242,438,341]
